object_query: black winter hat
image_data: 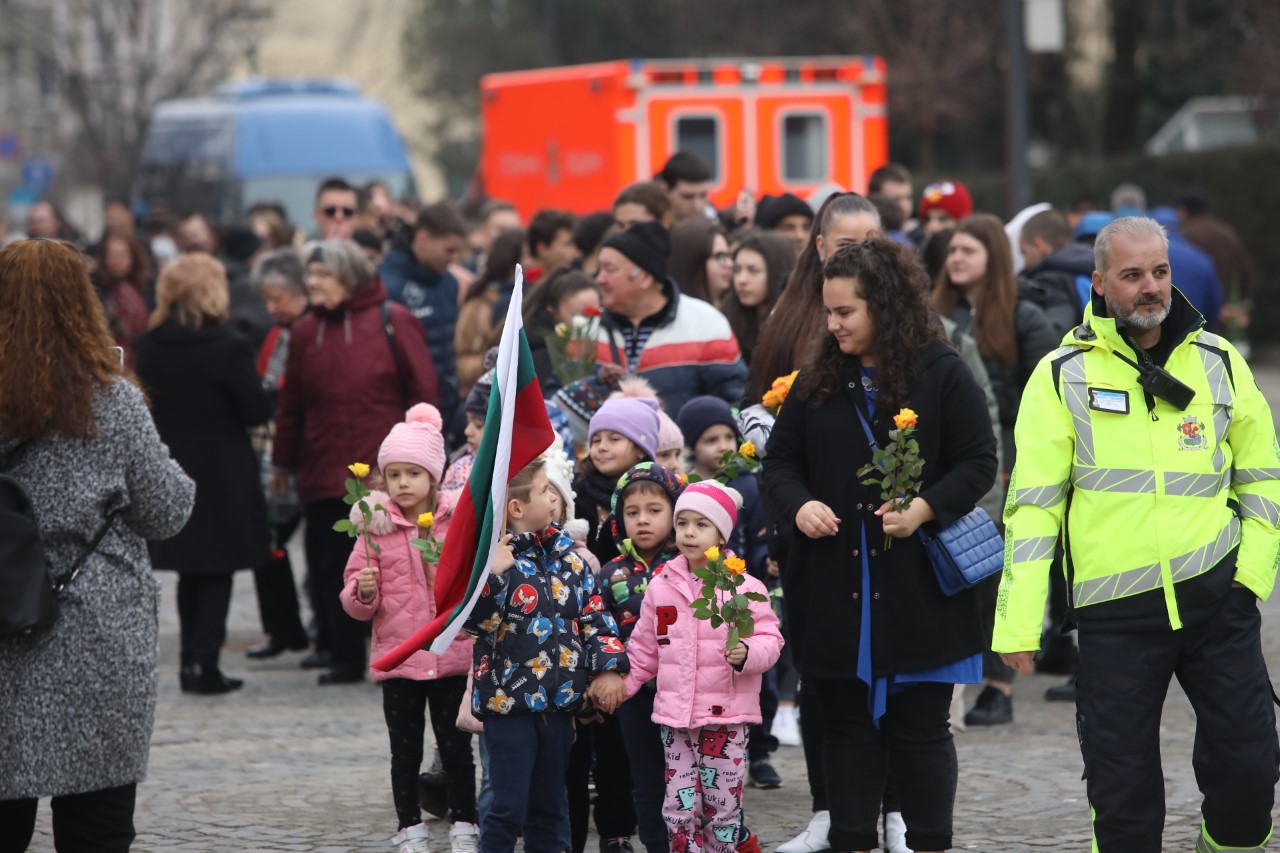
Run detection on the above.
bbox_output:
[755,193,814,230]
[676,395,739,450]
[603,220,670,283]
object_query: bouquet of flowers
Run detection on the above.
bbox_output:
[856,408,923,549]
[409,512,443,564]
[545,305,603,386]
[691,546,769,653]
[761,370,799,416]
[332,463,382,562]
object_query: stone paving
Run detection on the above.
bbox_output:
[25,363,1280,852]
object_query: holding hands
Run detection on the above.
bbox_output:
[588,671,626,714]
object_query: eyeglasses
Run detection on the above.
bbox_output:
[321,206,356,218]
[712,251,733,263]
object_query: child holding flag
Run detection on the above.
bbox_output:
[339,403,479,853]
[464,456,630,853]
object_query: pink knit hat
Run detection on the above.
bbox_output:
[378,403,447,481]
[656,410,684,456]
[674,480,742,545]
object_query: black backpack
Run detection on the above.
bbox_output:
[0,441,115,637]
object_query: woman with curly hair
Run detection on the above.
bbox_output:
[0,239,194,850]
[763,238,997,853]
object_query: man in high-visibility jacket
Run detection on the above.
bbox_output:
[994,216,1280,853]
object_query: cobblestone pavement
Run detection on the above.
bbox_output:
[26,364,1280,852]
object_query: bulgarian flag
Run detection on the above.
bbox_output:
[372,266,554,670]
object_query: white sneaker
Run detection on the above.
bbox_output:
[771,705,802,746]
[449,821,479,853]
[776,810,830,853]
[885,810,913,853]
[949,683,967,732]
[393,822,431,853]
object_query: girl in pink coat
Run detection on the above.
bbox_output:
[621,481,783,853]
[339,403,478,853]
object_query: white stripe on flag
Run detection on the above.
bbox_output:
[427,265,527,655]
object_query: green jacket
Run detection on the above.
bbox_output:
[993,290,1280,652]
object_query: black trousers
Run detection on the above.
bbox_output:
[616,686,668,853]
[305,498,367,675]
[747,665,779,761]
[813,678,956,852]
[567,712,636,852]
[798,677,828,813]
[251,515,307,645]
[0,783,136,853]
[1077,588,1279,852]
[979,574,1017,682]
[382,676,477,829]
[176,573,234,667]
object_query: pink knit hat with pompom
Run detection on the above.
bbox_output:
[378,403,447,481]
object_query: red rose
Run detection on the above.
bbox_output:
[582,305,602,317]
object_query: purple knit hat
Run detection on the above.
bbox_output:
[588,396,661,461]
[378,403,447,481]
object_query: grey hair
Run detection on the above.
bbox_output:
[1094,216,1168,277]
[250,248,306,294]
[301,238,375,293]
[820,192,881,236]
[1109,182,1147,213]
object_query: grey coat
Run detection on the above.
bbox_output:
[0,380,194,799]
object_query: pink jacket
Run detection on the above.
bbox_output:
[623,553,782,728]
[339,490,470,683]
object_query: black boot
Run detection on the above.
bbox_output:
[182,662,244,695]
[964,685,1013,726]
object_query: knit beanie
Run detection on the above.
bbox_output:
[553,364,626,448]
[919,180,973,222]
[378,403,447,481]
[755,193,814,230]
[657,410,684,456]
[603,220,670,283]
[465,348,500,419]
[676,395,739,449]
[588,396,661,461]
[541,435,576,513]
[674,480,742,545]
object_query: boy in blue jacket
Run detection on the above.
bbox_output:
[464,456,629,853]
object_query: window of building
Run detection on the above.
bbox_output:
[782,113,827,183]
[673,114,720,183]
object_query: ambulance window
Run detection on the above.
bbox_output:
[674,115,721,182]
[782,113,827,183]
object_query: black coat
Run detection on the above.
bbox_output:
[762,340,997,678]
[135,319,272,575]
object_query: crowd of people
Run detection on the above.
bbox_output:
[0,147,1274,853]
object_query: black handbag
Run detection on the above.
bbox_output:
[853,399,1004,596]
[0,441,116,637]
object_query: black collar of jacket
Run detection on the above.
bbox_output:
[1088,283,1204,355]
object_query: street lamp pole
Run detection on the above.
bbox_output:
[1005,0,1032,216]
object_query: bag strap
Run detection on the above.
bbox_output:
[380,300,411,403]
[852,396,879,452]
[1,440,31,472]
[53,510,119,593]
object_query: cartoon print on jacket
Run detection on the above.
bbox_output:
[464,523,629,716]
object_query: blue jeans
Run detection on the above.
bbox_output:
[480,713,575,853]
[617,685,669,853]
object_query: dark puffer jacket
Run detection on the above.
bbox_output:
[599,462,685,641]
[379,245,460,422]
[1018,242,1094,338]
[464,524,629,716]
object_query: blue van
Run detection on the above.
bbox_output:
[136,78,416,228]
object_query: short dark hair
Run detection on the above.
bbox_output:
[657,151,711,187]
[104,196,132,210]
[869,194,905,232]
[315,177,359,205]
[480,199,518,223]
[572,211,616,258]
[613,182,671,221]
[1177,189,1209,217]
[1020,209,1072,250]
[527,209,574,255]
[415,202,468,238]
[868,163,911,195]
[352,229,383,253]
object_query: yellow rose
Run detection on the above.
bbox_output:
[740,441,756,459]
[892,408,919,431]
[762,389,781,409]
[418,512,435,529]
[348,462,371,478]
[555,322,570,339]
[724,556,747,575]
[704,546,721,563]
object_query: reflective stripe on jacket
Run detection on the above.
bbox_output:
[992,290,1280,652]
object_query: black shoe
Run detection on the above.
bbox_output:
[1045,674,1077,702]
[181,664,244,695]
[748,758,782,789]
[964,685,1013,726]
[600,838,635,853]
[246,637,309,659]
[317,668,364,685]
[299,650,332,670]
[418,767,449,820]
[1035,634,1076,675]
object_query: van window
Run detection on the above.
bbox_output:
[674,115,720,183]
[782,113,828,183]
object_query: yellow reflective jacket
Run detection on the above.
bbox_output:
[992,292,1280,653]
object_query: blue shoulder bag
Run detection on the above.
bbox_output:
[853,399,1004,596]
